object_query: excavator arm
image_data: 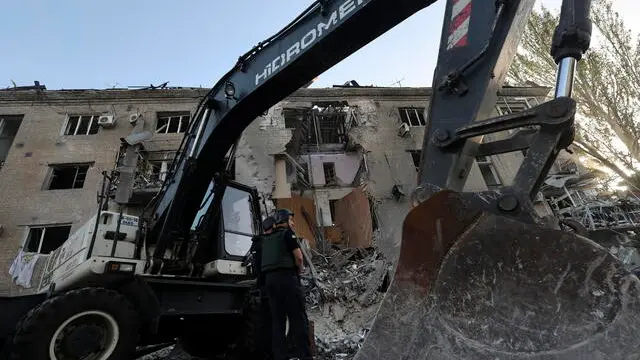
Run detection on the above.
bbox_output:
[147,0,440,265]
[148,0,543,269]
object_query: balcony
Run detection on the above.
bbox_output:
[116,149,176,205]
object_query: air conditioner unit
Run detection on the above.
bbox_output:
[97,115,115,128]
[397,122,410,137]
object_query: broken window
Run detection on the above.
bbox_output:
[398,107,426,127]
[368,197,379,231]
[0,115,23,167]
[148,161,169,183]
[45,163,92,190]
[283,108,306,129]
[284,102,350,148]
[329,199,338,224]
[408,150,421,172]
[323,162,337,185]
[24,225,72,254]
[476,156,502,188]
[156,112,190,134]
[64,115,100,136]
[311,106,346,144]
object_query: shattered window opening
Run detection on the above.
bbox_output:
[46,163,92,190]
[368,197,380,231]
[148,160,169,183]
[131,150,177,190]
[283,108,306,129]
[476,156,502,188]
[323,162,337,185]
[156,112,190,134]
[329,199,338,224]
[398,107,426,127]
[64,115,100,136]
[0,115,23,166]
[313,110,346,145]
[24,224,72,254]
[284,103,351,147]
[408,150,421,172]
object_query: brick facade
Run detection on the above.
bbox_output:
[0,85,552,295]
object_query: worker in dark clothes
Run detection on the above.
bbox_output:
[249,216,276,287]
[261,209,313,360]
[247,216,276,359]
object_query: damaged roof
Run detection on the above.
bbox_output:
[0,85,552,103]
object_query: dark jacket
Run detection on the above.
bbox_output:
[261,227,299,274]
[248,234,267,286]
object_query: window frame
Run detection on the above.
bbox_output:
[398,107,427,127]
[0,115,24,168]
[62,115,101,136]
[155,112,191,134]
[22,224,73,254]
[323,162,337,185]
[44,162,94,190]
[408,150,422,172]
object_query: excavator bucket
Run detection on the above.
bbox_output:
[355,190,640,359]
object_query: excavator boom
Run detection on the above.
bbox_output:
[147,0,439,265]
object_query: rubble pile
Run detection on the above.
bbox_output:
[302,247,391,360]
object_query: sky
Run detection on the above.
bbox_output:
[1,0,637,90]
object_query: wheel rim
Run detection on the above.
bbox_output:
[49,310,120,360]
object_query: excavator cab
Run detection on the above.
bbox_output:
[191,178,264,279]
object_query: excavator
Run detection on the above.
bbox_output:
[1,0,639,359]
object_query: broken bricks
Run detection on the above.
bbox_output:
[303,246,391,360]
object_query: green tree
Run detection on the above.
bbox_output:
[508,0,640,184]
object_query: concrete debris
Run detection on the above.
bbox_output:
[302,246,391,360]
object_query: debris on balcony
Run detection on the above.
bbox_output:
[284,102,359,156]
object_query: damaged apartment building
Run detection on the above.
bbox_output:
[234,85,553,260]
[0,83,551,295]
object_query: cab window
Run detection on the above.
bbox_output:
[221,186,257,256]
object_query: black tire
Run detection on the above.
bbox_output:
[240,298,262,359]
[6,287,140,360]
